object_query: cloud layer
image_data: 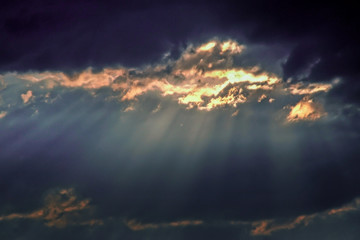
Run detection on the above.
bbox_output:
[2,39,333,123]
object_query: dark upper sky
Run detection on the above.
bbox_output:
[1,1,360,239]
[1,0,359,98]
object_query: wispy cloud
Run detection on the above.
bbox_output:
[124,219,204,231]
[1,187,359,236]
[0,188,103,228]
[124,197,360,236]
[249,197,360,236]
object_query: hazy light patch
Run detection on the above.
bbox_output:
[0,111,7,119]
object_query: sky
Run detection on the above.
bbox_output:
[1,1,360,239]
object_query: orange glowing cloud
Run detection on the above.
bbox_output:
[326,198,360,215]
[21,90,33,104]
[250,214,316,236]
[125,219,204,231]
[287,97,326,122]
[17,68,126,89]
[9,39,281,111]
[0,111,7,119]
[0,188,103,228]
[250,197,360,236]
[287,82,332,95]
[6,39,335,114]
[124,196,360,236]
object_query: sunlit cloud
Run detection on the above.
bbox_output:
[0,111,7,119]
[0,188,103,228]
[123,104,136,112]
[17,68,125,89]
[250,215,316,236]
[152,104,161,113]
[197,41,217,52]
[123,197,360,236]
[220,40,244,54]
[249,197,360,236]
[2,187,357,236]
[124,219,204,231]
[231,109,239,117]
[327,198,360,215]
[287,82,333,95]
[1,39,336,119]
[258,94,267,102]
[287,97,326,122]
[21,90,33,104]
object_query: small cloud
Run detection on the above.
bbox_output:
[32,109,39,117]
[124,105,135,112]
[124,219,203,231]
[258,94,267,102]
[21,90,33,104]
[327,198,360,216]
[251,215,315,236]
[287,97,326,122]
[231,109,239,117]
[286,82,332,95]
[197,41,217,52]
[0,111,7,119]
[152,104,161,113]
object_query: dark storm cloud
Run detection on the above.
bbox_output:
[0,0,227,73]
